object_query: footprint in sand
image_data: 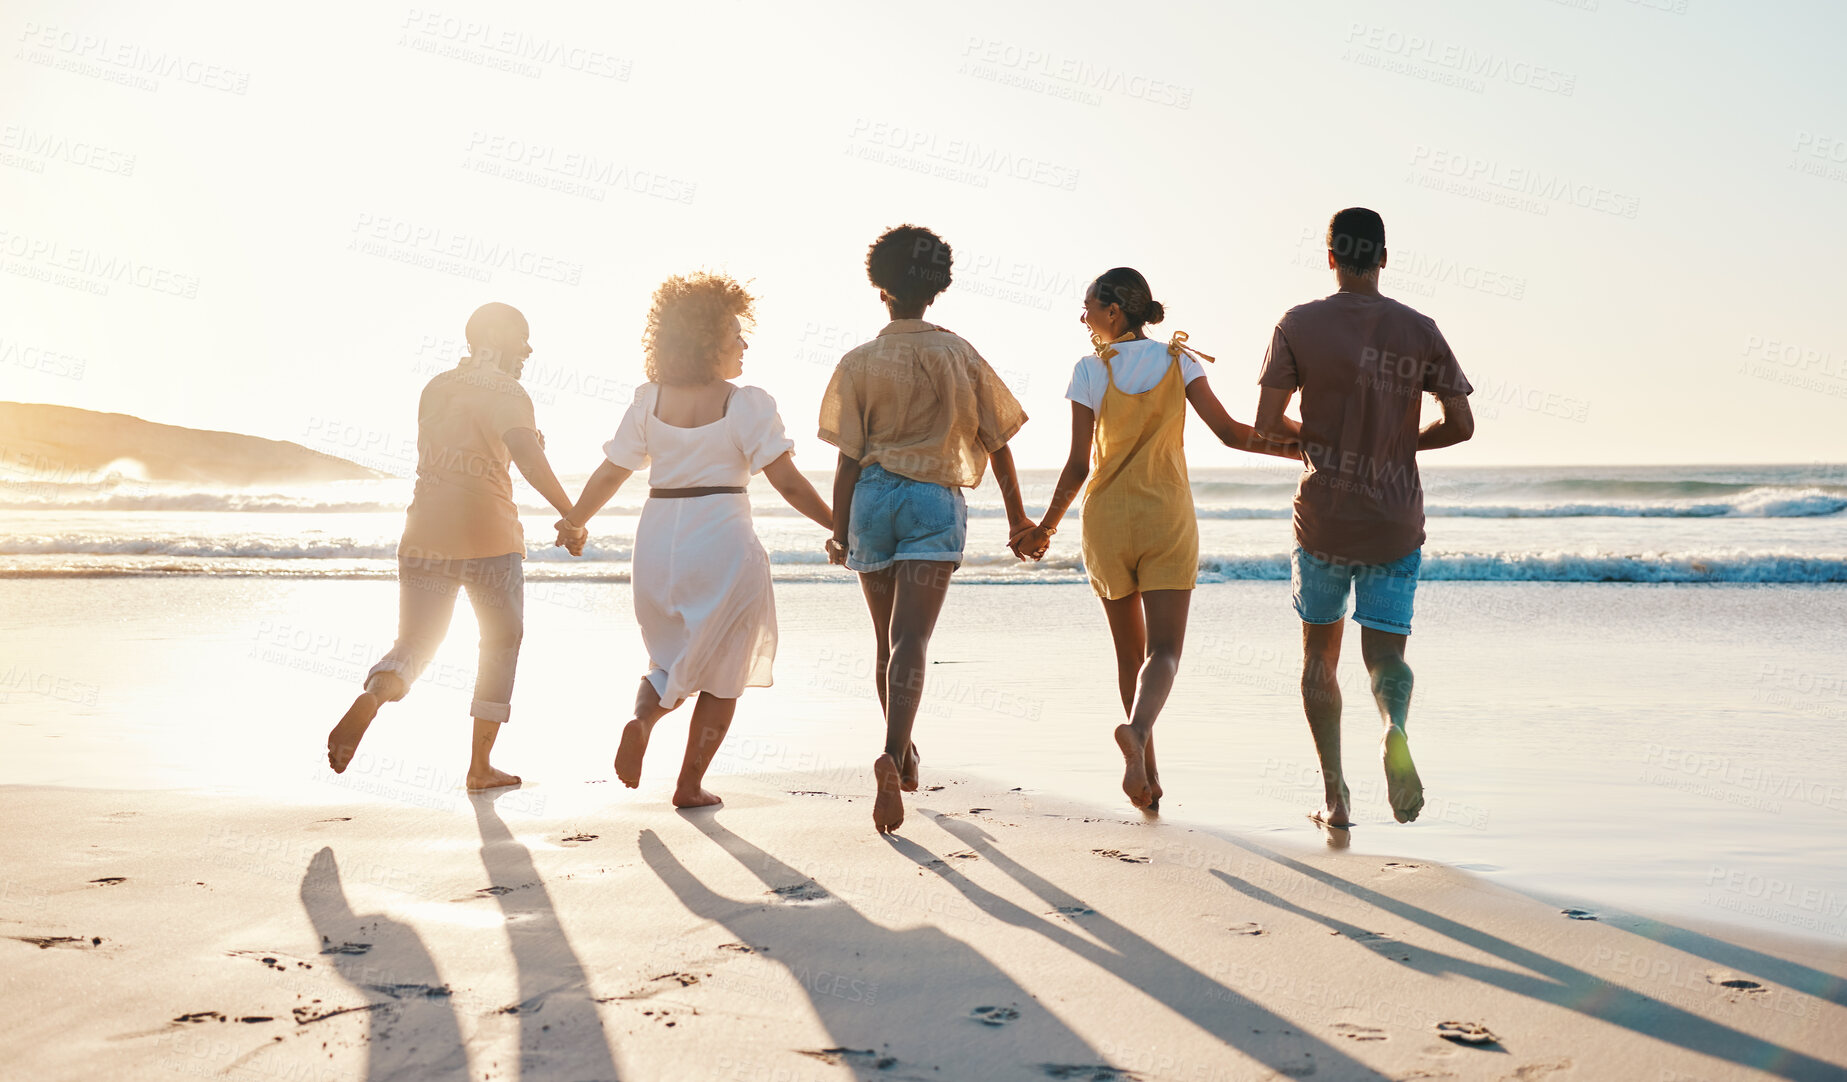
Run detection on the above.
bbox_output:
[366,982,451,999]
[1227,922,1267,936]
[226,950,312,971]
[318,937,371,956]
[1050,906,1097,918]
[88,877,127,886]
[173,1011,225,1024]
[970,1005,1021,1026]
[562,832,599,843]
[11,935,102,950]
[1333,1022,1388,1041]
[717,942,757,954]
[1559,908,1598,921]
[1090,849,1148,864]
[1434,1020,1499,1046]
[768,881,831,903]
[947,850,980,861]
[1039,1066,1137,1080]
[1705,971,1768,994]
[798,1049,897,1070]
[292,1003,384,1026]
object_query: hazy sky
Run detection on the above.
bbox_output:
[4,0,1844,471]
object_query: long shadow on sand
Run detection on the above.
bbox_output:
[1213,836,1842,1082]
[300,847,470,1080]
[1533,898,1847,1009]
[904,812,1386,1080]
[471,789,622,1081]
[640,813,1130,1080]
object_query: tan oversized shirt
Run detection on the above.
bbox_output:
[399,359,538,561]
[817,320,1026,488]
[1258,292,1471,565]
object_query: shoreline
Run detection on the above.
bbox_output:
[5,575,1845,958]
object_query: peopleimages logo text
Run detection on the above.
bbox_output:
[848,119,1080,192]
[1409,146,1640,218]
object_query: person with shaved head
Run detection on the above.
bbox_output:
[326,301,583,790]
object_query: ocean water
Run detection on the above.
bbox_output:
[2,463,1844,583]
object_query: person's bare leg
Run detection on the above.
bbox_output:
[1099,593,1146,716]
[673,692,738,808]
[328,671,406,773]
[616,676,676,788]
[331,562,457,774]
[1131,590,1190,809]
[1100,593,1151,806]
[873,560,954,833]
[1302,621,1349,827]
[858,568,919,790]
[467,717,520,790]
[1361,626,1422,823]
[1109,591,1189,809]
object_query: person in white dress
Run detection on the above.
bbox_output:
[557,273,833,807]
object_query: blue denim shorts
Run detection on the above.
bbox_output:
[846,463,967,573]
[1291,546,1421,636]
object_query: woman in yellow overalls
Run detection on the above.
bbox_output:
[1014,268,1300,810]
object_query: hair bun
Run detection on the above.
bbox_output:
[1143,300,1166,326]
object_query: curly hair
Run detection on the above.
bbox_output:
[643,272,755,385]
[866,224,953,307]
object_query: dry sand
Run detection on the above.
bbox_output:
[3,770,1843,1082]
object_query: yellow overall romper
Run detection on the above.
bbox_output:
[1080,337,1200,600]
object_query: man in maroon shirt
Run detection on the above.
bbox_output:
[1255,208,1476,828]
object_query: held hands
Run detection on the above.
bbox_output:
[824,538,849,566]
[553,517,589,557]
[1008,522,1053,562]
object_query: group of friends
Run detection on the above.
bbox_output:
[324,208,1477,835]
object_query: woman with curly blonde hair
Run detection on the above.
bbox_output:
[559,272,832,806]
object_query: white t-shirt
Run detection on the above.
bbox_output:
[1064,337,1206,412]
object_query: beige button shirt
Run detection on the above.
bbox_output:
[817,320,1027,488]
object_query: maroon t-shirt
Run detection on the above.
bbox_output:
[1258,292,1471,565]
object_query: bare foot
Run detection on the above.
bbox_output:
[872,754,905,834]
[1114,725,1153,808]
[327,692,379,774]
[900,742,920,792]
[672,786,723,809]
[614,718,653,789]
[1315,776,1353,828]
[1382,726,1423,823]
[466,766,522,791]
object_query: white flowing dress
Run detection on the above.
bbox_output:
[602,383,796,709]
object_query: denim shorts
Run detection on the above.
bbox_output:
[1291,546,1421,636]
[846,462,967,573]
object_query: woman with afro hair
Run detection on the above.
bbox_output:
[559,272,833,807]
